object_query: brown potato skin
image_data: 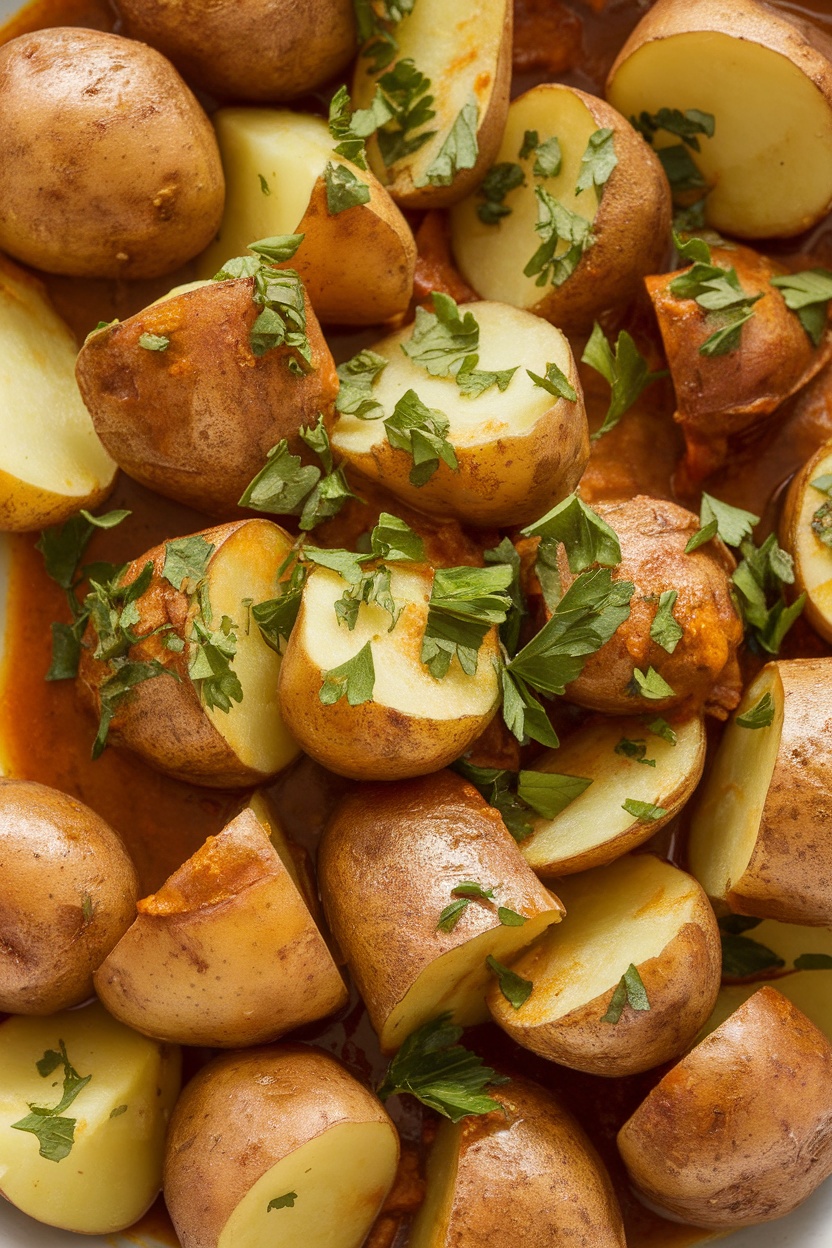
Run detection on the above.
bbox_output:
[318,772,561,1049]
[0,29,224,279]
[0,778,139,1014]
[75,278,338,516]
[427,1076,625,1247]
[164,1045,398,1248]
[116,0,357,102]
[617,987,832,1227]
[549,496,743,718]
[779,439,832,644]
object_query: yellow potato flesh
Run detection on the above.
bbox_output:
[216,1121,398,1248]
[408,1119,459,1248]
[331,302,572,454]
[203,522,301,775]
[449,87,598,307]
[521,716,704,874]
[508,856,703,1025]
[688,666,784,903]
[607,32,832,237]
[300,565,499,721]
[0,265,115,524]
[793,449,832,628]
[0,1003,180,1234]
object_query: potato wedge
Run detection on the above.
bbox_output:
[94,801,347,1047]
[116,0,357,102]
[688,658,832,925]
[449,84,671,333]
[197,109,415,325]
[78,520,301,787]
[617,986,832,1227]
[411,1075,625,1247]
[318,771,563,1052]
[0,257,116,532]
[779,439,832,645]
[352,0,512,209]
[277,564,501,781]
[488,855,721,1077]
[606,0,832,238]
[0,1002,181,1234]
[75,275,338,516]
[330,301,588,527]
[519,715,705,878]
[164,1046,399,1248]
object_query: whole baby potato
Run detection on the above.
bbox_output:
[0,28,225,278]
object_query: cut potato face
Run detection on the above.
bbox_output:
[0,258,116,532]
[488,855,721,1077]
[331,301,588,527]
[780,440,832,644]
[606,0,832,237]
[0,1002,181,1234]
[520,715,705,877]
[197,109,415,324]
[353,0,512,208]
[277,564,501,780]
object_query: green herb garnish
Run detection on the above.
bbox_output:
[377,1013,507,1121]
[11,1041,92,1163]
[601,963,650,1023]
[582,322,666,441]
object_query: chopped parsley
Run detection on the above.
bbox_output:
[319,639,376,706]
[402,292,479,377]
[736,691,775,729]
[601,963,650,1023]
[456,358,518,397]
[377,1013,508,1121]
[335,349,388,420]
[668,238,761,357]
[615,738,655,766]
[524,186,594,288]
[649,589,683,653]
[486,955,532,1010]
[531,135,562,179]
[630,666,675,701]
[516,769,592,817]
[582,322,666,441]
[354,0,415,71]
[239,417,356,531]
[421,564,513,678]
[138,333,169,351]
[11,1041,92,1162]
[575,127,617,199]
[383,389,458,486]
[418,97,479,188]
[324,162,371,214]
[375,58,436,168]
[811,474,832,548]
[526,361,577,401]
[770,268,832,346]
[521,493,621,574]
[477,161,525,225]
[437,881,525,933]
[328,83,392,168]
[632,108,714,199]
[267,1193,298,1212]
[621,798,667,821]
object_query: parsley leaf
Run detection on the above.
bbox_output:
[246,235,304,263]
[486,955,532,1010]
[684,517,719,553]
[622,798,667,821]
[370,513,426,562]
[437,881,496,932]
[11,1040,92,1163]
[335,565,400,631]
[421,565,513,678]
[499,667,560,751]
[403,293,480,378]
[719,917,784,979]
[532,135,562,179]
[138,333,169,352]
[258,174,271,195]
[615,737,655,766]
[526,361,577,401]
[376,59,436,168]
[524,187,593,288]
[37,508,131,593]
[668,242,761,357]
[736,691,775,729]
[794,953,832,970]
[649,589,683,653]
[454,759,535,842]
[630,666,675,701]
[161,536,215,592]
[335,349,388,420]
[418,97,479,188]
[239,442,321,514]
[582,323,666,441]
[812,498,832,548]
[647,717,677,744]
[324,162,371,214]
[700,493,759,547]
[632,108,714,198]
[477,162,525,225]
[188,614,242,713]
[378,1013,507,1121]
[267,1193,298,1212]
[516,769,592,818]
[455,356,518,398]
[214,242,310,369]
[484,537,524,654]
[328,83,392,168]
[521,494,622,574]
[601,963,650,1023]
[731,532,804,655]
[384,389,458,486]
[319,639,375,705]
[354,0,415,71]
[519,130,539,160]
[575,127,617,199]
[770,268,832,346]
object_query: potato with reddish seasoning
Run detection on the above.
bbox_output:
[0,28,224,279]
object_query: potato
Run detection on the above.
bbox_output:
[0,257,116,532]
[617,986,832,1227]
[606,0,832,238]
[488,855,720,1077]
[0,1002,181,1234]
[164,1046,399,1248]
[0,28,224,279]
[94,799,346,1047]
[519,715,705,878]
[646,244,832,483]
[197,109,415,325]
[318,771,563,1053]
[449,84,671,334]
[688,658,832,926]
[78,519,301,787]
[353,0,512,209]
[0,778,138,1015]
[410,1075,625,1247]
[779,438,832,645]
[330,301,589,527]
[75,275,338,516]
[537,496,743,717]
[115,0,356,101]
[277,564,501,781]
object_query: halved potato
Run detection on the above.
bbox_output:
[78,519,301,787]
[617,986,832,1227]
[197,109,415,325]
[164,1046,399,1248]
[411,1075,625,1247]
[688,658,832,925]
[0,1002,181,1234]
[606,0,832,237]
[277,564,501,781]
[488,855,721,1077]
[449,84,671,333]
[0,257,116,531]
[94,800,347,1047]
[330,301,588,527]
[519,715,705,878]
[779,439,832,645]
[318,771,563,1053]
[353,0,512,209]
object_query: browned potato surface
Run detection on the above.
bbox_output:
[779,438,832,645]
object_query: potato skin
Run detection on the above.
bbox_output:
[617,986,832,1227]
[0,778,139,1014]
[0,28,224,279]
[75,278,338,516]
[164,1045,398,1248]
[553,495,743,718]
[779,439,832,645]
[116,0,357,102]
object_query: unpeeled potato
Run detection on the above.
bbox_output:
[779,438,832,645]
